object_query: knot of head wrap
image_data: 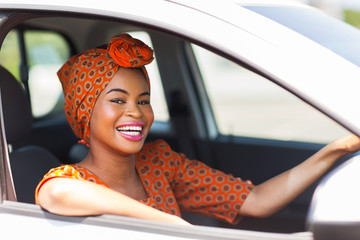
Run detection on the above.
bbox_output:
[57,33,154,145]
[109,34,154,68]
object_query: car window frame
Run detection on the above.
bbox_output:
[0,6,345,186]
[2,4,358,136]
[3,5,354,239]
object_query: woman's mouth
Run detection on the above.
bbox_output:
[116,122,144,141]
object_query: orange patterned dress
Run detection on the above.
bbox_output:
[35,139,253,224]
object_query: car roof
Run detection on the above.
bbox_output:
[0,0,360,136]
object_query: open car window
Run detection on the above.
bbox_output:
[191,44,350,143]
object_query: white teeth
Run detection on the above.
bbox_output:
[116,126,143,132]
[121,131,140,136]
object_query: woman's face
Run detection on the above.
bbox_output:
[89,68,154,155]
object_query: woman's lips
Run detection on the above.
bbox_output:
[116,122,144,141]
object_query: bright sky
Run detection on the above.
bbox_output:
[317,0,360,9]
[297,0,360,10]
[338,0,360,9]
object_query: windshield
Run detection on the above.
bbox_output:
[245,6,360,67]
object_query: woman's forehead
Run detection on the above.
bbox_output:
[105,68,149,92]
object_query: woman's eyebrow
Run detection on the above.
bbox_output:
[106,88,150,97]
[106,88,128,95]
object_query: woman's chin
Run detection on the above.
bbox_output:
[115,138,146,155]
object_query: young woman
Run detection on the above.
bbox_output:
[36,33,360,225]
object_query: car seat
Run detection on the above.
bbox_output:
[0,65,61,204]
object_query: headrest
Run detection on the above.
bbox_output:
[0,66,32,143]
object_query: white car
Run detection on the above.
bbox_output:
[0,0,359,239]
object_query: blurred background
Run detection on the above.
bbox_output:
[300,0,360,27]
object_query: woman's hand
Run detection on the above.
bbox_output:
[240,134,360,218]
[328,134,360,155]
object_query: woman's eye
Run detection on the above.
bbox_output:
[111,99,125,104]
[138,100,150,105]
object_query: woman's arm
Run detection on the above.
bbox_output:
[37,177,190,225]
[239,134,360,218]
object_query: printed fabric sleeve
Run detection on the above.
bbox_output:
[152,140,254,224]
[35,165,85,204]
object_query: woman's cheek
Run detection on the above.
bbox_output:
[145,106,154,124]
[103,104,124,118]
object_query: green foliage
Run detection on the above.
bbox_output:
[0,31,21,80]
[344,9,360,29]
[0,30,70,83]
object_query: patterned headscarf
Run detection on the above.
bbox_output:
[58,33,154,145]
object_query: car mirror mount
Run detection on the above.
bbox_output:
[307,154,360,240]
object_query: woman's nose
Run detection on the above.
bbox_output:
[125,102,142,118]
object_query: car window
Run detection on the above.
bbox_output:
[0,30,169,123]
[0,30,21,81]
[0,29,69,118]
[191,44,350,143]
[245,6,360,67]
[24,30,70,118]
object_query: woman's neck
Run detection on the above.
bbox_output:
[79,146,145,199]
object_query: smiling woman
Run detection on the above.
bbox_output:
[88,68,153,153]
[56,33,154,144]
[35,33,256,224]
[33,32,360,227]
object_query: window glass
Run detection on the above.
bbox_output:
[24,31,70,118]
[192,44,349,143]
[0,30,21,81]
[129,31,169,122]
[245,6,360,67]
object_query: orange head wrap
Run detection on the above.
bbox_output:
[57,33,154,145]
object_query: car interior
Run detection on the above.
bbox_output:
[0,11,353,234]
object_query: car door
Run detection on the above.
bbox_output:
[0,1,359,237]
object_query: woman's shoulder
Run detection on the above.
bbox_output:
[44,164,79,177]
